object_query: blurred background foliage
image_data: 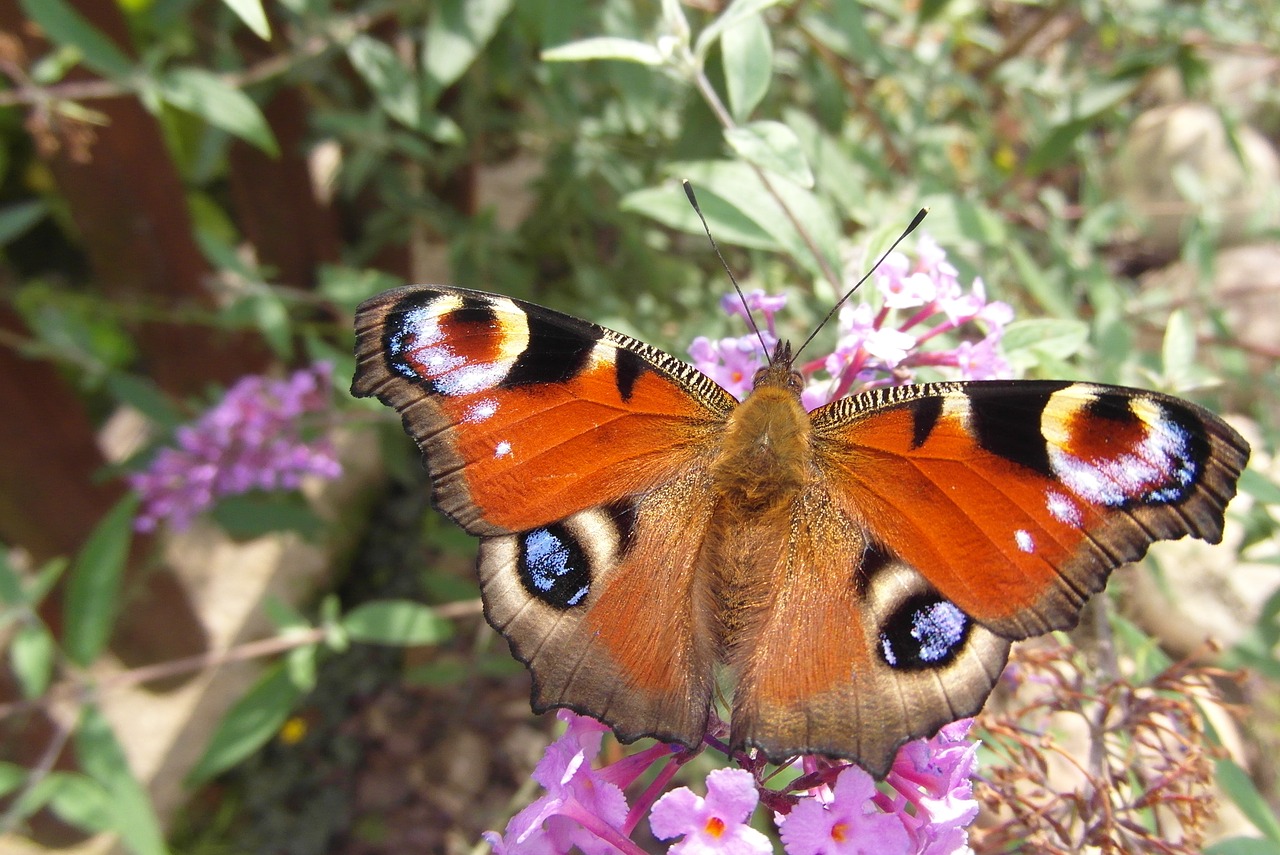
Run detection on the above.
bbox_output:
[0,0,1278,852]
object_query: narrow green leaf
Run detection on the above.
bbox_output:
[63,495,137,667]
[1205,837,1280,855]
[187,661,307,785]
[43,771,114,834]
[1161,308,1196,383]
[161,67,279,156]
[219,0,271,40]
[342,600,454,646]
[0,761,25,796]
[76,706,166,855]
[1241,469,1280,506]
[541,37,664,65]
[27,557,69,607]
[423,0,514,104]
[347,35,419,130]
[673,161,842,282]
[1001,319,1089,361]
[20,0,135,81]
[11,621,55,698]
[721,12,771,122]
[621,185,780,251]
[0,200,48,246]
[724,121,813,187]
[694,0,785,59]
[0,548,23,605]
[210,493,324,540]
[105,373,183,429]
[1216,757,1280,842]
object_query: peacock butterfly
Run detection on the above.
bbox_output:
[351,284,1249,776]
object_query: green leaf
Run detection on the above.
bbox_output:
[1241,468,1280,506]
[317,265,404,312]
[342,600,454,646]
[1001,318,1089,360]
[1161,308,1197,384]
[1205,837,1280,855]
[20,0,135,81]
[219,0,271,40]
[621,184,779,251]
[76,706,166,855]
[0,761,24,797]
[694,0,785,59]
[347,35,420,130]
[160,67,279,156]
[721,12,771,122]
[0,200,48,246]
[43,771,114,834]
[187,661,307,785]
[1216,757,1280,843]
[210,493,324,541]
[0,547,23,605]
[423,0,515,105]
[724,121,813,187]
[216,288,292,359]
[63,495,137,667]
[105,373,183,429]
[541,37,664,65]
[672,161,842,282]
[11,621,55,698]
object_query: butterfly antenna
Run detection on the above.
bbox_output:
[683,180,771,361]
[791,208,929,361]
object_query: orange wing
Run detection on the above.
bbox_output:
[352,286,736,748]
[352,286,736,535]
[810,380,1249,639]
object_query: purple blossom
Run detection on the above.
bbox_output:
[689,334,771,401]
[650,768,772,854]
[129,363,341,532]
[885,720,982,854]
[779,765,912,855]
[483,712,633,855]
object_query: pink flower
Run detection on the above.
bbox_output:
[780,765,912,855]
[484,713,632,855]
[650,768,773,854]
[885,720,981,854]
[689,334,770,400]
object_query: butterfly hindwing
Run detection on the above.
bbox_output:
[476,474,719,750]
[725,485,1011,777]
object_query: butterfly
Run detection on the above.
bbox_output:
[351,284,1249,776]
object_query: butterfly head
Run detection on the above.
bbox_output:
[751,340,804,397]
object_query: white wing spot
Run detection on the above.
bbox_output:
[464,398,499,423]
[494,440,513,459]
[1015,529,1035,553]
[1046,490,1082,527]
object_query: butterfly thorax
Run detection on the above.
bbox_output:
[709,358,811,513]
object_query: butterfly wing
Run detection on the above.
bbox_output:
[352,286,737,746]
[813,380,1248,637]
[730,380,1247,775]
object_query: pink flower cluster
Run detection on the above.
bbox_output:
[485,712,981,854]
[128,363,342,531]
[689,235,1015,407]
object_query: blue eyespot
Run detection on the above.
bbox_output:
[519,526,591,609]
[879,596,969,670]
